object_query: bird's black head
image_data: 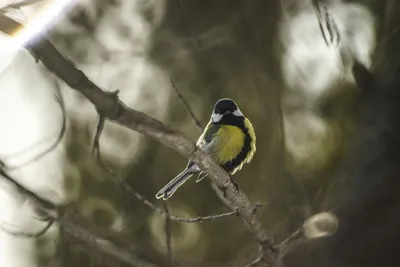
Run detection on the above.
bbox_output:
[211,98,244,125]
[214,98,238,115]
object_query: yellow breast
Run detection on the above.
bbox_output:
[214,125,245,164]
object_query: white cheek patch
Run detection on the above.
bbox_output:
[212,113,223,122]
[233,108,243,117]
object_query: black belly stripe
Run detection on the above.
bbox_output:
[222,126,252,174]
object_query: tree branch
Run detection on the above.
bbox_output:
[58,210,159,267]
[2,79,66,170]
[0,165,159,267]
[0,0,45,12]
[312,0,340,47]
[121,180,243,223]
[92,152,245,223]
[0,220,53,238]
[163,202,173,266]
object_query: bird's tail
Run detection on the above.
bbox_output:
[155,167,196,200]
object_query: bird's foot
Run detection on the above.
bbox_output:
[230,176,240,193]
[217,184,229,198]
[251,205,258,216]
[217,176,241,198]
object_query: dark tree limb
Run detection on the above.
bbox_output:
[58,210,159,267]
[0,166,159,267]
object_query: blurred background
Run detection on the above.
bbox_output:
[0,0,393,266]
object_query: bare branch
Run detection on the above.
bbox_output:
[278,212,338,257]
[91,129,242,224]
[121,177,242,223]
[92,115,106,158]
[169,77,203,133]
[243,255,262,267]
[276,227,304,257]
[92,90,119,160]
[0,219,53,238]
[163,202,173,266]
[312,0,340,47]
[0,167,160,267]
[244,212,338,266]
[53,226,69,267]
[0,0,45,11]
[57,211,160,267]
[2,79,66,170]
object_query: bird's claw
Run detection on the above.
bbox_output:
[230,177,241,193]
[251,205,258,216]
[217,177,241,198]
[217,184,228,198]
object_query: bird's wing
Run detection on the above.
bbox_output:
[196,122,221,154]
[183,122,221,171]
[244,117,256,163]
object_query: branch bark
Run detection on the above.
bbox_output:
[0,167,159,267]
[58,211,159,267]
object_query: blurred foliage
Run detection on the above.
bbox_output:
[33,0,398,266]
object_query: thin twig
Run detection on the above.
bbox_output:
[163,202,173,266]
[277,227,304,257]
[312,0,340,47]
[92,115,106,158]
[2,79,66,169]
[90,131,242,224]
[0,165,159,267]
[0,220,53,238]
[92,90,119,159]
[169,77,203,133]
[122,179,242,223]
[57,211,160,267]
[54,225,69,267]
[243,256,262,267]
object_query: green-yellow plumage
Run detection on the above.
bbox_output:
[198,118,256,175]
[156,98,256,200]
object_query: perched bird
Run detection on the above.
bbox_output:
[156,98,256,200]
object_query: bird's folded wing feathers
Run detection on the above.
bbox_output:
[196,123,221,152]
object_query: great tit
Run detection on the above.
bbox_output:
[155,98,256,200]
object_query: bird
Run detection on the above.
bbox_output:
[155,98,256,200]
